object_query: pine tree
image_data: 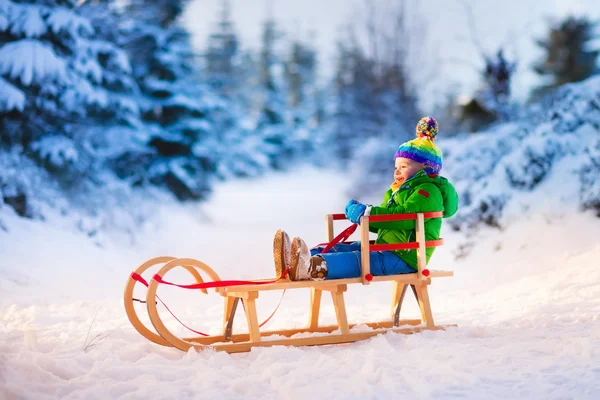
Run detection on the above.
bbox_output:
[255,17,293,170]
[333,39,377,161]
[332,32,417,162]
[456,98,497,133]
[117,0,222,200]
[453,48,517,133]
[483,49,517,109]
[0,0,140,181]
[283,36,321,162]
[285,38,317,107]
[533,16,599,99]
[205,0,239,95]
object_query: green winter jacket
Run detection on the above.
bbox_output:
[368,170,459,269]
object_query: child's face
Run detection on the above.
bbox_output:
[395,158,424,183]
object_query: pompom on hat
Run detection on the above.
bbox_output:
[394,116,443,173]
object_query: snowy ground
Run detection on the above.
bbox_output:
[1,166,599,399]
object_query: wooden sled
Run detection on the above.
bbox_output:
[124,212,455,353]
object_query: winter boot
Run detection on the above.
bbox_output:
[289,237,328,281]
[273,229,292,279]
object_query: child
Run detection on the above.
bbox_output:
[274,116,458,281]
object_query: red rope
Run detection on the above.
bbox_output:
[151,268,288,290]
[131,270,289,336]
[259,289,286,328]
[312,223,358,254]
[321,223,358,254]
[131,272,209,336]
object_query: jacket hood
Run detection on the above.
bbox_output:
[407,171,458,218]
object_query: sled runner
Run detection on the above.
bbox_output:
[124,212,454,353]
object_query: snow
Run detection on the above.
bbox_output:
[73,52,103,84]
[46,7,94,37]
[77,39,133,75]
[0,76,26,112]
[1,165,600,399]
[31,136,79,169]
[407,76,600,232]
[8,4,47,38]
[0,39,67,86]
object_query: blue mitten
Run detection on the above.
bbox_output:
[344,199,359,219]
[348,203,367,224]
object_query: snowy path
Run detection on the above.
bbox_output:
[1,167,599,399]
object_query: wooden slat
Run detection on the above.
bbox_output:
[368,211,444,222]
[326,214,334,242]
[391,282,406,317]
[416,213,427,280]
[331,211,442,222]
[360,216,371,285]
[243,295,261,342]
[184,320,424,345]
[331,289,350,334]
[331,213,347,220]
[222,296,235,334]
[215,270,453,293]
[210,325,454,353]
[309,288,322,329]
[224,291,258,299]
[415,284,435,328]
[370,239,444,251]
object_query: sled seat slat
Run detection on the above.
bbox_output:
[216,270,453,294]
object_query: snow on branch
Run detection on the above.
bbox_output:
[9,3,47,38]
[46,7,93,37]
[0,76,26,111]
[0,39,67,86]
[31,135,79,168]
[77,38,133,75]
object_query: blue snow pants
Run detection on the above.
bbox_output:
[310,242,415,280]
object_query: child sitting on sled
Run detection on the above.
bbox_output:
[273,116,458,281]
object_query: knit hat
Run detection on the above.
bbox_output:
[394,116,443,173]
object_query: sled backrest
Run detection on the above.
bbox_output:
[326,212,445,285]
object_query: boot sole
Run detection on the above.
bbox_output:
[289,237,301,281]
[273,230,286,278]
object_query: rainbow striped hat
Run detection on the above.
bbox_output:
[394,116,443,173]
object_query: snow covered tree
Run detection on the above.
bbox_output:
[252,17,300,170]
[581,138,600,217]
[455,98,497,133]
[482,49,517,110]
[116,0,223,200]
[333,39,380,160]
[332,13,419,164]
[452,49,517,133]
[205,0,239,95]
[285,38,317,108]
[201,5,268,179]
[0,0,140,192]
[446,1,521,131]
[532,16,599,99]
[0,0,147,220]
[283,36,323,160]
